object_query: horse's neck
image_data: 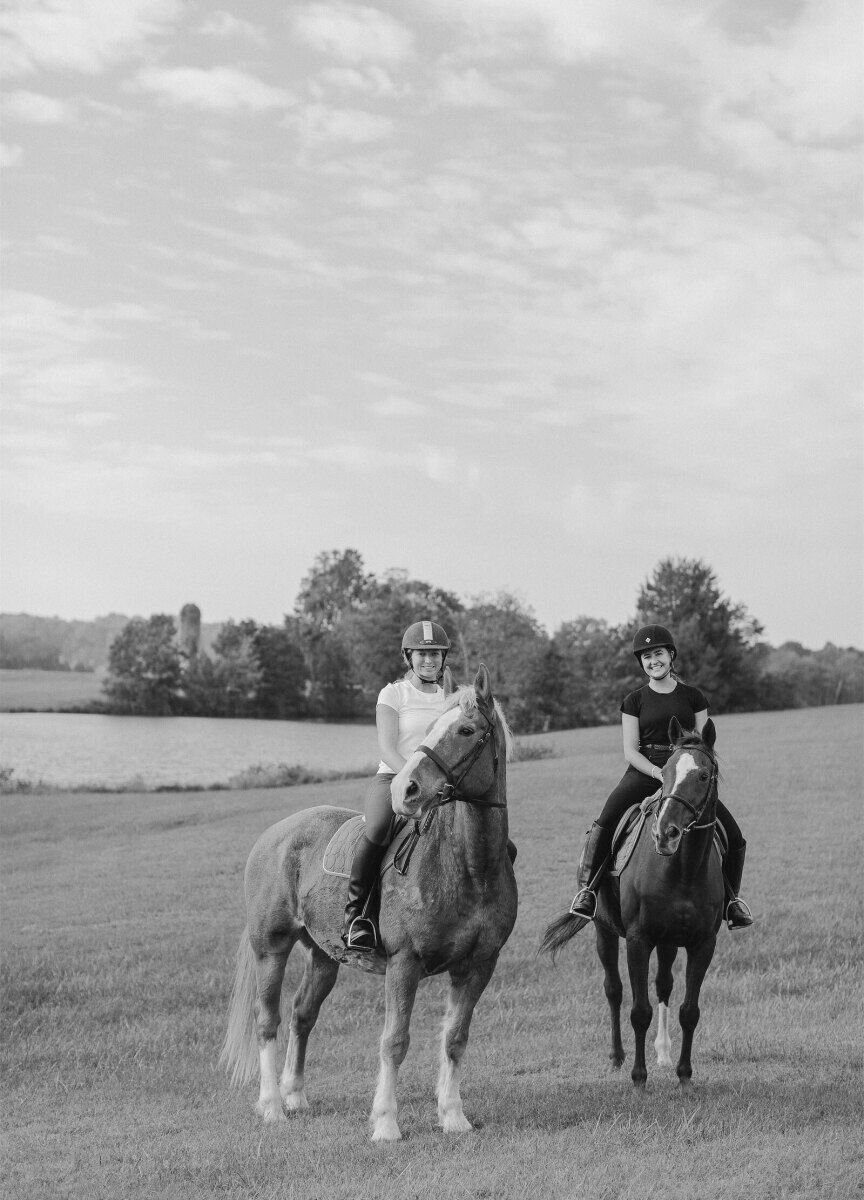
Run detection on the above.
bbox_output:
[431,764,509,882]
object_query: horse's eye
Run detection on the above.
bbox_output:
[699,771,709,781]
[458,725,474,736]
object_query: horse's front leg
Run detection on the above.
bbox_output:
[437,955,498,1133]
[371,950,422,1142]
[595,924,625,1068]
[280,942,340,1112]
[654,942,677,1068]
[677,933,717,1085]
[625,935,653,1087]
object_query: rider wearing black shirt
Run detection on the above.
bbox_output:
[569,625,753,931]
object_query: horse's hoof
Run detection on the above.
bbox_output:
[631,1075,647,1089]
[256,1099,286,1123]
[281,1091,309,1113]
[371,1115,402,1142]
[439,1110,473,1134]
[609,1053,625,1069]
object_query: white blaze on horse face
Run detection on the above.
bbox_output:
[391,707,463,814]
[657,752,700,829]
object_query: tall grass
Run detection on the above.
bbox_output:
[1,705,861,1199]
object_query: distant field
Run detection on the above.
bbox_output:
[1,704,861,1199]
[0,668,104,711]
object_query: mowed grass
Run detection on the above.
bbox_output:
[0,669,104,711]
[2,706,862,1200]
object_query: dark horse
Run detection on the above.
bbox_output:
[541,717,723,1086]
[220,665,517,1140]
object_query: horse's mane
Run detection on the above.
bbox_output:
[444,685,514,762]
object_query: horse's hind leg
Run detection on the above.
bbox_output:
[654,943,676,1068]
[252,944,294,1122]
[595,924,625,1068]
[280,939,340,1113]
[371,951,422,1141]
[437,955,498,1133]
[677,934,717,1086]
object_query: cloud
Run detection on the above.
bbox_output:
[134,66,292,111]
[198,11,265,45]
[0,0,181,76]
[0,143,23,167]
[3,89,75,123]
[289,102,394,145]
[433,67,515,109]
[292,3,414,64]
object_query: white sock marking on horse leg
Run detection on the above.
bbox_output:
[655,1002,673,1067]
[437,1010,472,1133]
[256,1040,285,1122]
[371,1058,402,1141]
[279,1032,309,1112]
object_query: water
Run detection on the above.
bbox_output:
[0,712,378,789]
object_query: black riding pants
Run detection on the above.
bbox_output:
[597,764,744,850]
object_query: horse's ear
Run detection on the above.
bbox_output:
[701,718,716,749]
[442,666,455,696]
[668,716,683,744]
[474,663,493,708]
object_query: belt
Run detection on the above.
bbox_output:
[641,743,671,752]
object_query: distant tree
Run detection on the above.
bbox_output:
[103,615,183,714]
[759,642,864,709]
[295,549,374,718]
[551,617,630,728]
[459,592,550,732]
[635,558,764,712]
[252,620,309,719]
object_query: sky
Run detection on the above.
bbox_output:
[1,0,862,650]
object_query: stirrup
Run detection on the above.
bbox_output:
[725,897,753,930]
[343,915,380,951]
[568,888,597,920]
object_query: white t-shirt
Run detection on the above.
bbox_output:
[376,678,447,773]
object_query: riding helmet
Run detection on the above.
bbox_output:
[401,620,450,663]
[632,624,677,662]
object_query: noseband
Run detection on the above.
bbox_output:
[415,708,505,813]
[654,744,718,835]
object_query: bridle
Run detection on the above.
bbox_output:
[653,743,718,835]
[415,706,505,817]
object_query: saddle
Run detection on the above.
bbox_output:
[322,814,418,879]
[609,794,727,877]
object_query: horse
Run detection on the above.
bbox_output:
[540,717,723,1087]
[219,664,517,1141]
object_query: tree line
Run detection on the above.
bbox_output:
[96,551,864,732]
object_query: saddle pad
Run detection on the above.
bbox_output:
[322,815,366,877]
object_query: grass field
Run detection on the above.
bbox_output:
[0,669,104,711]
[2,705,862,1199]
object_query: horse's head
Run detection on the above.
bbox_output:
[652,717,718,856]
[390,664,510,820]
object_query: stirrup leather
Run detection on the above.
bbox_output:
[569,888,597,919]
[725,896,753,929]
[344,914,380,950]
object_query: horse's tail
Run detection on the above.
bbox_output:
[219,927,259,1087]
[538,911,589,962]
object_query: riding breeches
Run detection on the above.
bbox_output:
[596,765,744,850]
[363,773,396,845]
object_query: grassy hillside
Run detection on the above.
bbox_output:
[1,705,861,1199]
[0,668,105,711]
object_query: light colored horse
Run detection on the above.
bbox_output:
[220,664,517,1141]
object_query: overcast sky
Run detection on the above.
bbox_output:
[2,0,861,649]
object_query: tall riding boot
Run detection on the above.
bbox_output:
[342,834,387,951]
[569,822,613,922]
[723,841,753,930]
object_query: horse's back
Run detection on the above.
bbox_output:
[244,805,359,944]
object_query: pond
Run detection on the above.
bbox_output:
[0,712,379,790]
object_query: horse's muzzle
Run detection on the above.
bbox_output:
[652,819,681,856]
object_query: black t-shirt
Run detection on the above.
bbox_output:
[620,682,709,746]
